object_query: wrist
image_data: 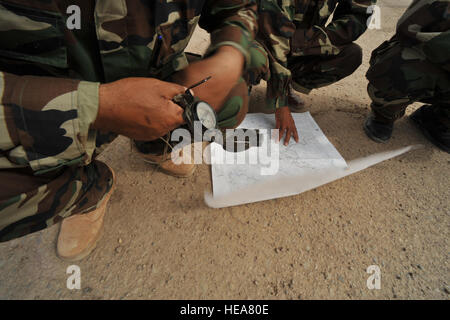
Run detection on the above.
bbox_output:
[276,106,289,113]
[93,81,121,130]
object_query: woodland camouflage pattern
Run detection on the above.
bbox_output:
[366,0,450,123]
[0,0,258,241]
[256,0,376,109]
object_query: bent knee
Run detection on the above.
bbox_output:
[217,78,249,129]
[341,43,363,75]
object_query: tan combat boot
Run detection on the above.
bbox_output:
[56,166,115,262]
[132,135,197,178]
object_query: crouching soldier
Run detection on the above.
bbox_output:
[364,0,450,153]
[254,0,375,145]
[0,0,261,261]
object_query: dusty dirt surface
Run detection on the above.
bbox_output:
[0,1,448,300]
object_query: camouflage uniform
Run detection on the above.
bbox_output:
[366,0,450,124]
[0,0,260,241]
[255,0,376,109]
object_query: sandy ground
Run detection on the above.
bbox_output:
[0,0,448,300]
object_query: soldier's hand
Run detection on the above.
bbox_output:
[275,106,299,146]
[93,78,186,141]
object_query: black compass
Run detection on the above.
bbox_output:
[172,76,218,134]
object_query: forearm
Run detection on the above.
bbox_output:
[171,46,245,111]
[292,0,374,55]
[265,60,292,110]
[396,0,450,46]
[256,1,294,109]
[325,15,369,46]
[422,30,450,71]
[325,0,374,46]
[291,26,340,56]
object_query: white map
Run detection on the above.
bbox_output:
[210,112,347,198]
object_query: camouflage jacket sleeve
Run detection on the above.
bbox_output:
[396,0,450,70]
[291,0,375,57]
[0,71,99,173]
[257,0,296,109]
[199,0,258,67]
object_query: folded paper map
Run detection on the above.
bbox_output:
[207,113,418,208]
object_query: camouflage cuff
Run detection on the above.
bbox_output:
[266,75,291,109]
[77,81,100,165]
[292,26,340,57]
[265,93,289,110]
[0,71,101,173]
[274,96,288,109]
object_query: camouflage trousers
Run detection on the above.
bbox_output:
[289,43,363,94]
[366,38,450,124]
[0,160,114,242]
[0,44,269,242]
